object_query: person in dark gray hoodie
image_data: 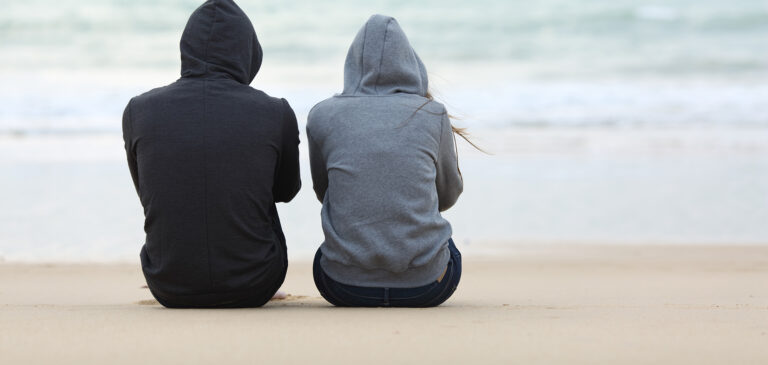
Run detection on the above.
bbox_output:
[122,0,300,308]
[307,14,464,307]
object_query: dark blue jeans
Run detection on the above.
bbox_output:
[313,239,461,307]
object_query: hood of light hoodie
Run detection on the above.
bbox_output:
[179,0,262,85]
[342,14,429,97]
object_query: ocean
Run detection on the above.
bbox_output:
[1,0,767,260]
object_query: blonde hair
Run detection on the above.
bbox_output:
[399,90,486,157]
[423,91,484,152]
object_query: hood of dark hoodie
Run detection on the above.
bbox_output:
[342,15,428,97]
[180,0,262,85]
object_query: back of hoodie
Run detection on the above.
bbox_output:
[307,15,463,288]
[122,0,300,305]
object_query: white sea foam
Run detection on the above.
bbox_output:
[2,71,767,134]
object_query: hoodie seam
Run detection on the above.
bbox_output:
[201,1,220,76]
[203,79,213,289]
[438,109,445,167]
[274,98,288,193]
[124,98,140,194]
[125,98,134,137]
[373,18,393,94]
[353,22,369,95]
[201,2,220,290]
[333,94,420,99]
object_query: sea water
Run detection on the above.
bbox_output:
[1,0,767,260]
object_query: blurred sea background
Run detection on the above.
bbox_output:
[1,0,767,261]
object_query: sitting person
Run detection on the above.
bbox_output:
[122,0,300,308]
[306,15,466,307]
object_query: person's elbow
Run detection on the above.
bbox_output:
[275,179,301,203]
[313,184,327,203]
[438,183,463,212]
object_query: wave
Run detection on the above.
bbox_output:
[3,74,766,135]
[1,0,766,67]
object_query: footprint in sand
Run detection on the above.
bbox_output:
[134,295,319,305]
[270,294,310,301]
[136,299,159,305]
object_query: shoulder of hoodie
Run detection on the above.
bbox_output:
[420,98,448,117]
[243,85,293,116]
[307,95,447,131]
[128,80,291,116]
[224,82,290,114]
[127,83,172,108]
[306,97,334,121]
[305,96,334,136]
[412,98,449,135]
[217,82,293,120]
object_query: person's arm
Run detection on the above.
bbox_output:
[435,111,463,211]
[273,99,302,203]
[306,113,328,202]
[122,99,140,195]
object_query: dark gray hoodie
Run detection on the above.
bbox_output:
[307,15,463,288]
[123,0,300,306]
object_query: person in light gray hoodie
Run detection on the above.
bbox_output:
[307,14,464,307]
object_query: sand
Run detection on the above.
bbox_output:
[1,245,767,364]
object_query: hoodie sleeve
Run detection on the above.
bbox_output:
[436,111,463,211]
[122,99,140,195]
[306,121,328,203]
[273,99,302,203]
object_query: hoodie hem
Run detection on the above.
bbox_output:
[334,93,427,98]
[320,245,450,288]
[143,263,285,308]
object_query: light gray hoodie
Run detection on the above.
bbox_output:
[306,14,463,288]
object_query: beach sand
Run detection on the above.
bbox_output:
[1,245,767,364]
